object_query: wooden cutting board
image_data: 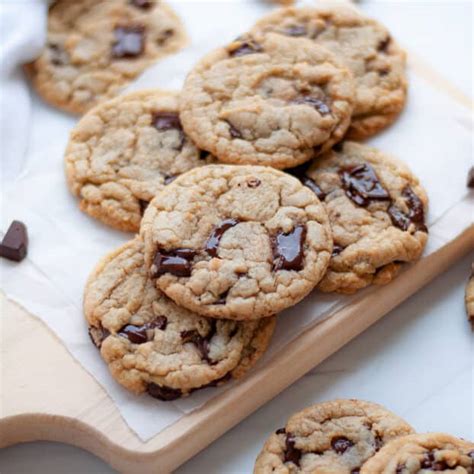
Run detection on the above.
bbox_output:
[1,56,473,473]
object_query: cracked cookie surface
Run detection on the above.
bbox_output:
[27,0,186,114]
[65,89,214,232]
[466,264,474,321]
[179,33,355,169]
[361,433,474,473]
[254,399,414,474]
[141,164,333,320]
[252,5,407,139]
[292,141,428,294]
[84,237,276,399]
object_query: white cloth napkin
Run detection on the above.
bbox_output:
[0,0,472,442]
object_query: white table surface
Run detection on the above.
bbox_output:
[0,1,472,473]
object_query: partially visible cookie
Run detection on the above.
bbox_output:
[466,265,474,321]
[180,32,355,169]
[84,237,276,400]
[65,89,214,232]
[290,141,428,294]
[361,433,474,473]
[27,0,187,114]
[254,399,414,473]
[252,5,407,139]
[141,165,333,320]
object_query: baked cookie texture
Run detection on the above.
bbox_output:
[180,32,355,169]
[294,141,428,294]
[254,399,414,473]
[65,89,214,232]
[252,5,407,139]
[361,433,474,473]
[466,264,474,321]
[27,0,187,114]
[141,165,333,320]
[84,238,276,400]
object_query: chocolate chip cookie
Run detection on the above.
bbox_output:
[254,399,414,473]
[84,237,276,400]
[252,5,407,139]
[466,265,474,321]
[289,141,428,294]
[361,433,474,473]
[180,32,355,169]
[65,89,214,232]
[27,0,186,114]
[141,165,333,320]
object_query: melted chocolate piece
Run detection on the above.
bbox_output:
[247,178,261,188]
[332,244,344,257]
[227,121,243,139]
[378,36,391,52]
[374,433,384,451]
[339,163,390,207]
[272,225,307,272]
[139,199,149,215]
[118,316,168,344]
[88,325,110,349]
[111,26,145,58]
[331,436,354,454]
[287,163,326,201]
[205,218,240,257]
[229,39,263,57]
[0,220,28,262]
[147,383,182,401]
[333,142,344,152]
[276,428,286,435]
[152,248,196,277]
[215,289,229,305]
[130,0,152,8]
[420,452,449,470]
[388,186,427,232]
[181,321,216,363]
[284,435,302,466]
[351,469,360,474]
[198,150,209,160]
[293,96,331,116]
[467,167,474,188]
[152,112,182,131]
[163,175,177,185]
[283,25,308,37]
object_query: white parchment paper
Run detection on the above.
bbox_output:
[0,1,472,441]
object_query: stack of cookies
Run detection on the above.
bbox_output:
[59,4,431,400]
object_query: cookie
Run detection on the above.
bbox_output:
[361,433,474,473]
[289,141,428,294]
[179,32,355,169]
[27,0,186,114]
[252,5,407,139]
[65,89,214,232]
[140,164,333,320]
[84,237,276,400]
[254,399,414,473]
[466,265,474,321]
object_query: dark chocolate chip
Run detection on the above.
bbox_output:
[181,321,216,363]
[163,175,177,185]
[467,167,474,188]
[293,96,331,116]
[332,244,344,257]
[331,436,354,454]
[332,142,344,152]
[147,383,182,401]
[286,163,326,201]
[118,316,167,344]
[48,42,68,66]
[351,469,360,474]
[227,121,243,139]
[215,289,229,305]
[378,36,391,52]
[111,26,145,59]
[247,178,261,188]
[374,433,383,451]
[139,199,149,215]
[152,112,182,131]
[0,220,28,262]
[339,163,390,207]
[420,451,449,470]
[276,428,286,435]
[395,466,404,474]
[387,203,411,231]
[151,248,196,277]
[272,225,307,272]
[284,435,302,466]
[205,218,240,258]
[88,325,110,349]
[198,149,209,160]
[283,25,308,37]
[229,39,263,57]
[388,186,427,232]
[130,0,152,9]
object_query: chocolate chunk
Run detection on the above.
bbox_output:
[283,25,307,37]
[152,112,182,131]
[287,163,326,201]
[467,167,474,188]
[198,150,209,160]
[276,428,286,435]
[272,225,307,272]
[339,163,390,207]
[139,199,149,215]
[374,433,383,451]
[130,0,152,9]
[284,435,302,466]
[378,36,391,52]
[0,220,28,262]
[247,178,261,188]
[229,39,263,57]
[111,26,145,59]
[215,289,229,305]
[420,452,449,470]
[293,96,331,116]
[332,142,344,152]
[332,244,344,257]
[351,469,360,474]
[118,316,167,344]
[151,248,196,277]
[205,218,240,257]
[163,175,177,185]
[181,321,216,363]
[147,383,182,401]
[331,436,354,454]
[48,42,68,66]
[395,466,404,474]
[388,186,427,232]
[88,325,110,349]
[227,121,243,139]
